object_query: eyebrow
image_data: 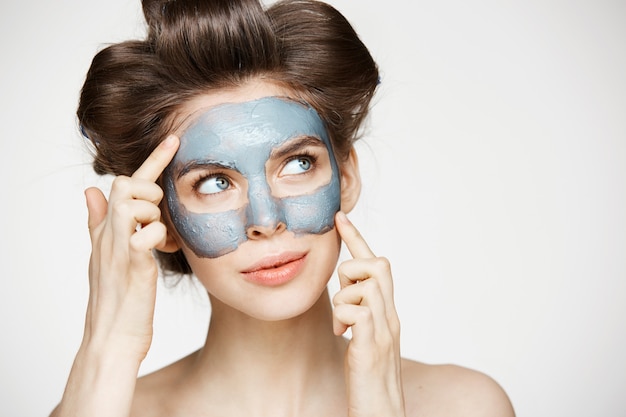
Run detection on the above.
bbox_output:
[270,136,326,160]
[176,160,235,179]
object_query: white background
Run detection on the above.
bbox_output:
[1,1,625,416]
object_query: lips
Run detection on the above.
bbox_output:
[242,252,307,286]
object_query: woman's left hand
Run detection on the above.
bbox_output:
[333,211,406,417]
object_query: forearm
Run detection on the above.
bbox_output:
[52,342,143,417]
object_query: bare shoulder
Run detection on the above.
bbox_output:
[130,368,173,417]
[130,352,198,417]
[401,358,515,417]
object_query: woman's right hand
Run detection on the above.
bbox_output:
[51,135,180,417]
[82,134,179,360]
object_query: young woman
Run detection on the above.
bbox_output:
[51,0,515,416]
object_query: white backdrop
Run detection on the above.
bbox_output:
[1,1,624,416]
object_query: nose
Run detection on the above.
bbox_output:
[246,221,287,240]
[245,178,287,240]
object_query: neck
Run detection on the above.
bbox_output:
[183,288,348,416]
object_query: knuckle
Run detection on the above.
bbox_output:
[111,175,132,194]
[151,221,167,237]
[128,232,148,253]
[132,222,166,252]
[148,205,162,222]
[144,180,163,198]
[373,256,391,272]
[153,184,164,201]
[332,303,346,317]
[336,262,349,278]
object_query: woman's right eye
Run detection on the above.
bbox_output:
[196,175,231,195]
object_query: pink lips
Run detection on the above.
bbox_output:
[242,252,307,286]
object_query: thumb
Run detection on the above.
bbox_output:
[85,187,108,237]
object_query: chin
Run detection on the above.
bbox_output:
[240,278,332,322]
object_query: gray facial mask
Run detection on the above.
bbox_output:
[164,97,341,258]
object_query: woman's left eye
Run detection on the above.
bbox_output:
[282,156,313,175]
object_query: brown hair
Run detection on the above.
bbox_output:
[77,0,379,275]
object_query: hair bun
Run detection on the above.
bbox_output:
[142,0,278,79]
[141,0,164,29]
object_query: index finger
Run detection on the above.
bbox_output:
[335,211,375,259]
[131,135,180,182]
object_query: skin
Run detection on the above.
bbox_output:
[50,80,515,417]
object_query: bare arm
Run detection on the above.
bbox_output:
[50,136,180,417]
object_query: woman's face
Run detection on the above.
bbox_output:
[164,96,341,259]
[163,81,358,320]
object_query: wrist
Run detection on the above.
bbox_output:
[81,324,153,363]
[56,343,143,417]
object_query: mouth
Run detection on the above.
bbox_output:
[242,252,307,286]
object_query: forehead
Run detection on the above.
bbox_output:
[173,81,295,131]
[174,97,330,162]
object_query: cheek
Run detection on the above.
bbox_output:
[281,174,341,235]
[174,206,249,259]
[164,175,249,259]
[182,249,236,298]
[307,227,343,288]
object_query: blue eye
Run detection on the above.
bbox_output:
[282,156,313,175]
[197,176,230,195]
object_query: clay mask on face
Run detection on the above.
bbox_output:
[164,97,341,258]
